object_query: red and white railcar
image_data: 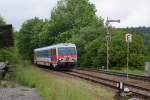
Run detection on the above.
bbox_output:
[34,43,77,69]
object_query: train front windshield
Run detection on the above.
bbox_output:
[58,47,76,55]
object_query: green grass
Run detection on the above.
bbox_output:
[110,67,145,76]
[11,64,114,100]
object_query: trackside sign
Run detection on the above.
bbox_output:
[125,33,132,43]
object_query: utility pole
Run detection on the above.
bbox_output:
[105,17,120,70]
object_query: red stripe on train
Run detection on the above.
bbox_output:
[58,54,77,58]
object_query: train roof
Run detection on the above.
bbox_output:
[34,43,76,52]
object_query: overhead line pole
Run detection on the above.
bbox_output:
[105,17,120,70]
[105,17,109,71]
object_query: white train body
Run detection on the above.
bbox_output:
[34,43,77,68]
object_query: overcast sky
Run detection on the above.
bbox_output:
[0,0,150,30]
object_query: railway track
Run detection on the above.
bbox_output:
[66,69,150,99]
[76,67,150,82]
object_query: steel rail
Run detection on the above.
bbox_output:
[75,67,150,82]
[66,70,150,99]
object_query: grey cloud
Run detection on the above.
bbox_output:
[90,0,150,27]
[0,0,57,30]
[0,0,149,30]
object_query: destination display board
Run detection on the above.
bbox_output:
[0,24,13,47]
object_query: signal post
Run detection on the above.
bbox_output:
[105,17,120,70]
[125,33,132,81]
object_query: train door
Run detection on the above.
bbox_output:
[51,48,57,62]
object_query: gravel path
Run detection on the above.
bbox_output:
[0,81,42,100]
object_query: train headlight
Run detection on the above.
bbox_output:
[72,59,76,62]
[59,59,63,61]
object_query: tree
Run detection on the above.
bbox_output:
[74,28,147,69]
[50,0,103,41]
[110,29,146,68]
[17,17,44,59]
[0,16,6,25]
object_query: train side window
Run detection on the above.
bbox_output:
[48,49,51,57]
[39,51,42,57]
[37,51,39,57]
[39,51,41,57]
[43,50,47,57]
[42,51,45,57]
[45,50,48,57]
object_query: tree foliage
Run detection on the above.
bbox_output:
[0,16,6,26]
[17,17,44,59]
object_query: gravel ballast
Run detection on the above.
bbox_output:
[0,81,42,100]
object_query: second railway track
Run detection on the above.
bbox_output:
[76,67,150,82]
[67,68,150,99]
